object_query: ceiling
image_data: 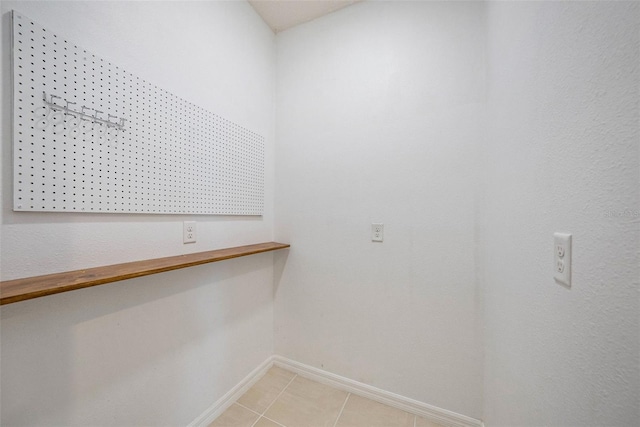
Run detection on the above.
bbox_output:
[249,0,362,33]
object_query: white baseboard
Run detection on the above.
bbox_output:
[189,355,483,427]
[272,356,483,427]
[188,357,274,427]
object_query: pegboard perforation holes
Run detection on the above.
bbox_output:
[13,11,264,215]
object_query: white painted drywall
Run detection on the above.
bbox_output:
[0,1,276,425]
[2,1,638,426]
[274,1,485,418]
[481,1,639,425]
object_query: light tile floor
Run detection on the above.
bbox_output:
[209,367,445,427]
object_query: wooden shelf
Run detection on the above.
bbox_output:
[0,242,290,305]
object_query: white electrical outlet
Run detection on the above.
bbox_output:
[554,232,571,286]
[183,221,196,244]
[371,223,384,242]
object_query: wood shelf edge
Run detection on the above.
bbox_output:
[0,242,290,306]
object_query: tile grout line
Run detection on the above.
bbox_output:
[261,415,287,427]
[237,403,284,427]
[331,392,351,427]
[235,402,262,418]
[249,374,298,427]
[223,375,444,427]
[248,413,262,427]
[263,374,297,415]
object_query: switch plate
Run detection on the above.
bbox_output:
[371,223,384,242]
[554,233,571,286]
[183,221,196,244]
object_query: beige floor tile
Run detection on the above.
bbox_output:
[253,417,283,427]
[415,416,446,427]
[264,376,349,427]
[334,394,414,427]
[208,403,259,427]
[237,367,296,414]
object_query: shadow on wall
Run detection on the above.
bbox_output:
[0,253,274,424]
[272,249,289,297]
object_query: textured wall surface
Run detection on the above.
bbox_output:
[0,1,276,425]
[274,1,485,418]
[1,1,638,426]
[481,1,639,425]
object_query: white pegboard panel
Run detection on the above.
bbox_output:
[11,11,264,215]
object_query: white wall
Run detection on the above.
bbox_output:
[0,1,276,425]
[481,1,639,426]
[274,1,485,418]
[2,2,638,426]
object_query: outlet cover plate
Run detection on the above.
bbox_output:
[183,221,196,244]
[372,223,384,242]
[554,232,571,286]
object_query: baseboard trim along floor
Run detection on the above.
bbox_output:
[189,355,484,427]
[188,357,274,427]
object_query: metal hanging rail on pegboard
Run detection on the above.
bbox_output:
[40,91,127,130]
